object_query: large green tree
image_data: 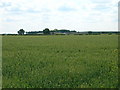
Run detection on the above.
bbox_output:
[18,29,25,35]
[43,28,50,35]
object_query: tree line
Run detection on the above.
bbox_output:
[17,28,120,35]
[18,28,55,35]
[18,28,73,35]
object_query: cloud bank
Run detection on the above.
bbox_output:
[0,0,118,33]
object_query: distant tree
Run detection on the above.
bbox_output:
[88,31,92,35]
[43,28,50,35]
[71,30,76,32]
[18,29,25,35]
[53,29,58,31]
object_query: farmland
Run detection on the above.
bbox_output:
[2,35,118,88]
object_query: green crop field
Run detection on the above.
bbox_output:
[2,35,118,88]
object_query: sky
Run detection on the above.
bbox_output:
[0,0,119,34]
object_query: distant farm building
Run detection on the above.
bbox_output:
[54,29,71,35]
[26,31,43,35]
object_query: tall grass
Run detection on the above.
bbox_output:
[2,35,118,88]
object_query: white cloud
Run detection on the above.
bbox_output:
[0,0,119,33]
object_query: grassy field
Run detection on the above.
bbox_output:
[2,35,118,88]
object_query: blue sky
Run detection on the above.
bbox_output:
[0,0,118,34]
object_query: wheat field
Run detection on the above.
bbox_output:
[2,35,118,88]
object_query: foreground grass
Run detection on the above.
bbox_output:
[2,35,118,88]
